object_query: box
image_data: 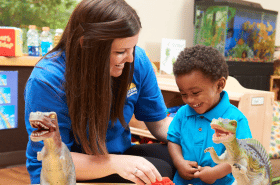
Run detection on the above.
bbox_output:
[194,0,278,62]
[0,27,23,57]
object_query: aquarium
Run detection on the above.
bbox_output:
[194,0,278,62]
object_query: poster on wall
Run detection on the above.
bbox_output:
[0,71,18,130]
[160,38,186,75]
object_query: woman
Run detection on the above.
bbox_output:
[25,0,174,184]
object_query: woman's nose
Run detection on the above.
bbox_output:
[126,49,134,63]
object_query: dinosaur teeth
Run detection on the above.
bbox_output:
[217,133,227,137]
[31,121,50,130]
[31,131,50,137]
[38,122,49,130]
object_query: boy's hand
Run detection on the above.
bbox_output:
[194,166,217,184]
[177,160,199,180]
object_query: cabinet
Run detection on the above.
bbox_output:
[0,56,40,167]
[130,74,274,153]
[227,61,274,91]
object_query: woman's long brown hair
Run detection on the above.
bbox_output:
[49,0,141,155]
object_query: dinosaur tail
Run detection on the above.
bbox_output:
[246,139,272,184]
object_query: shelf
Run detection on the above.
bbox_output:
[270,75,280,101]
[0,56,41,66]
[156,74,179,92]
[130,127,155,139]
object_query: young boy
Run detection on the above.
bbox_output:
[167,45,252,184]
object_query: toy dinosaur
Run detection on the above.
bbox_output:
[204,118,272,185]
[29,111,76,185]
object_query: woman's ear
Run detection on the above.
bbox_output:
[80,36,84,47]
[217,77,226,92]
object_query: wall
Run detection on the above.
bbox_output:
[126,0,280,62]
[126,0,194,62]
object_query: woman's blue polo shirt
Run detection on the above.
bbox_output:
[24,46,167,184]
[167,91,252,185]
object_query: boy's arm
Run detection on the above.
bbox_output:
[194,163,232,184]
[168,141,199,180]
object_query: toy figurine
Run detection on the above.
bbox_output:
[205,118,272,185]
[151,177,175,185]
[29,111,76,185]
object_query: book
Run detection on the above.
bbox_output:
[160,38,186,74]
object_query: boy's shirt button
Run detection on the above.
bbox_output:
[198,128,202,131]
[200,115,204,119]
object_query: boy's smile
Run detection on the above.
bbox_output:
[175,70,225,114]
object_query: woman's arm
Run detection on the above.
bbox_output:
[144,116,173,143]
[71,152,162,185]
[71,152,113,180]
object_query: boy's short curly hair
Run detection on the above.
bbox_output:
[173,45,229,81]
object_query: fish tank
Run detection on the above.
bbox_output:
[194,0,278,62]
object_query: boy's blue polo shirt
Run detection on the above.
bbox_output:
[167,91,252,185]
[24,46,167,184]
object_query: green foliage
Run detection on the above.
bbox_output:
[0,0,78,29]
[0,0,78,53]
[194,6,236,49]
[228,43,254,58]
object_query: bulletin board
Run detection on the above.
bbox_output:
[0,66,33,153]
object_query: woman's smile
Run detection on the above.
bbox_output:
[115,63,125,69]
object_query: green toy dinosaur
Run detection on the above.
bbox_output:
[205,118,272,185]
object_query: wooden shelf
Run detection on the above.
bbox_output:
[130,127,155,139]
[0,56,41,66]
[270,75,280,100]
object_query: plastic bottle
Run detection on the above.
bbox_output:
[53,29,63,47]
[27,25,40,56]
[40,27,53,56]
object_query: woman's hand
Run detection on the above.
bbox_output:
[110,154,162,185]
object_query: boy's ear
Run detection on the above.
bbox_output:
[217,77,226,92]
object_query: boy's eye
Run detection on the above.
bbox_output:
[181,94,187,97]
[116,51,125,54]
[193,91,201,95]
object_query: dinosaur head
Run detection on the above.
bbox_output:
[210,118,237,144]
[29,112,58,142]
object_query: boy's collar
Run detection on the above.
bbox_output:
[185,91,231,121]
